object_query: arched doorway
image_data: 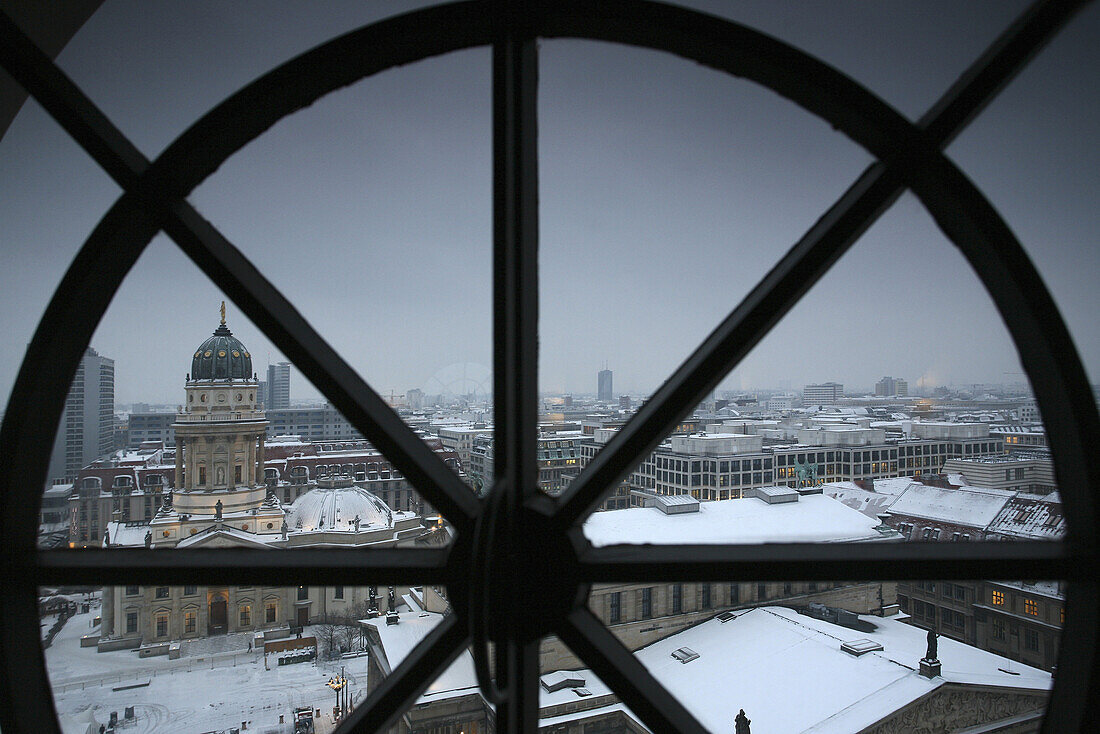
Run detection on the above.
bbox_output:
[208,591,228,635]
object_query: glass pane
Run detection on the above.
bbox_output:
[538,38,872,501]
[44,584,436,732]
[539,639,640,730]
[586,579,1057,732]
[48,240,455,552]
[946,2,1100,386]
[579,197,1059,546]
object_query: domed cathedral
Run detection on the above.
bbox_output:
[166,304,277,535]
[96,306,428,652]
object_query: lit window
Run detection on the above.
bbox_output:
[239,605,251,627]
[184,611,196,634]
[993,590,1005,606]
[1025,599,1039,616]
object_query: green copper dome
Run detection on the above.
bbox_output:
[191,321,253,380]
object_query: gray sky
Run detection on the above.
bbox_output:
[1,0,1096,407]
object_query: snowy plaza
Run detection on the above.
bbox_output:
[45,599,373,734]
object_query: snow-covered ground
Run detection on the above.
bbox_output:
[46,607,371,734]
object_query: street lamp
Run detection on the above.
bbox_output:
[326,669,348,719]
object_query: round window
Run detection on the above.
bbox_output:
[236,393,243,401]
[217,393,227,403]
[200,394,207,403]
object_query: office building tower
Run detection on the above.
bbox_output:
[47,347,115,481]
[876,376,908,397]
[802,382,844,405]
[266,361,291,410]
[598,368,613,402]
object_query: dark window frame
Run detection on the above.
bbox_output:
[1,2,1097,733]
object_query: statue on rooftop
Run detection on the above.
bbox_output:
[735,709,751,734]
[102,528,110,547]
[215,499,223,521]
[353,514,361,533]
[281,520,288,540]
[144,530,152,548]
[925,628,939,661]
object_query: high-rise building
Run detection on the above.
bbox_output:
[597,368,613,402]
[47,347,115,481]
[875,376,908,397]
[266,361,291,410]
[802,382,844,405]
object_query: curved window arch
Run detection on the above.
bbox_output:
[0,2,1097,733]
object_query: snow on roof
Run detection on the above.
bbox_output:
[103,521,151,547]
[888,484,1017,527]
[285,485,394,533]
[823,485,897,520]
[986,494,1065,540]
[362,612,479,704]
[551,606,1049,733]
[583,493,898,546]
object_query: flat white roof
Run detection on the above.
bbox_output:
[546,607,1049,733]
[583,494,897,546]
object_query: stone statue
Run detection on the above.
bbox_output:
[281,520,288,540]
[353,515,361,533]
[102,528,110,546]
[926,628,938,661]
[220,300,226,325]
[735,709,750,734]
[215,499,223,521]
[388,586,396,610]
[144,530,152,548]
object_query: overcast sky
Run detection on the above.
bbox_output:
[0,0,1096,407]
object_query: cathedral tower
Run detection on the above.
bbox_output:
[171,304,268,517]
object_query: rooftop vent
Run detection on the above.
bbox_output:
[671,647,700,664]
[717,611,736,623]
[574,688,592,697]
[540,671,586,693]
[653,494,700,514]
[385,611,399,625]
[840,639,884,656]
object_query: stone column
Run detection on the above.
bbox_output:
[227,434,236,490]
[175,441,184,490]
[101,586,115,637]
[207,437,215,490]
[256,433,265,484]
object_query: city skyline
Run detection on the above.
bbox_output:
[1,0,1096,407]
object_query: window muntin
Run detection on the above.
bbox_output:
[2,2,1091,730]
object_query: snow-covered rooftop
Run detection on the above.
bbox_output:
[546,606,1050,733]
[362,612,479,704]
[583,493,899,546]
[888,484,1017,527]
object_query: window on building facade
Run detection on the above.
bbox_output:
[125,586,138,596]
[297,586,308,601]
[640,587,653,619]
[155,614,168,638]
[671,584,683,615]
[183,586,196,596]
[1025,599,1039,616]
[239,605,251,627]
[155,587,169,600]
[993,590,1005,606]
[609,592,621,625]
[265,602,277,624]
[1026,628,1040,651]
[125,612,138,635]
[334,586,344,600]
[184,611,196,635]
